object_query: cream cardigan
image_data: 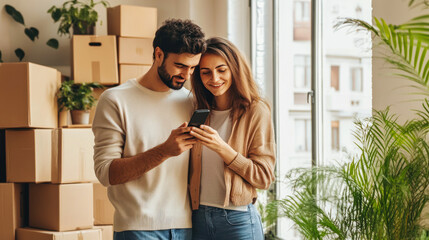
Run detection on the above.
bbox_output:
[189,101,276,210]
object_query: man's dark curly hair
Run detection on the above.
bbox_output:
[153,19,206,59]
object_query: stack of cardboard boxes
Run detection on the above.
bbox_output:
[0,62,60,239]
[0,62,115,240]
[0,4,157,240]
[107,5,157,84]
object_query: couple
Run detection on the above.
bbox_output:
[92,19,276,240]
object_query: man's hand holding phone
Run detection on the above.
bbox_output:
[160,109,210,158]
[161,122,195,157]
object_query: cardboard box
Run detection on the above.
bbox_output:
[29,183,93,231]
[107,5,157,38]
[52,128,96,183]
[6,129,52,183]
[17,227,102,240]
[58,109,70,127]
[0,62,60,128]
[118,37,153,65]
[94,225,113,240]
[72,35,118,85]
[0,183,24,240]
[94,183,114,225]
[0,130,5,182]
[119,64,151,84]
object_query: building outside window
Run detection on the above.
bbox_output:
[351,67,363,92]
[331,65,340,91]
[271,0,372,238]
[295,119,312,152]
[331,120,340,151]
[294,55,311,89]
[293,0,311,40]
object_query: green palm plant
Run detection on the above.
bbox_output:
[335,2,429,96]
[267,105,429,239]
[265,0,429,239]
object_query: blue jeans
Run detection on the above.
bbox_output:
[114,229,192,240]
[192,204,264,240]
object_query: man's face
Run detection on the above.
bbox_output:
[157,52,202,90]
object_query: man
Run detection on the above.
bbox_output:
[92,19,206,240]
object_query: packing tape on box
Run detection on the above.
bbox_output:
[79,148,84,180]
[92,61,101,83]
[51,129,59,182]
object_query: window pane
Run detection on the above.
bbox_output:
[295,120,306,152]
[294,1,311,40]
[351,67,363,91]
[275,0,372,238]
[302,2,310,21]
[306,119,312,151]
[294,66,306,88]
[294,55,311,88]
[294,2,303,22]
[322,0,372,168]
[331,120,339,151]
[330,65,340,91]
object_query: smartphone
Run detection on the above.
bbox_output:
[188,109,210,128]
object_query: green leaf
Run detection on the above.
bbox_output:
[390,25,398,50]
[418,47,427,74]
[51,8,62,22]
[57,80,101,111]
[24,27,39,41]
[46,38,59,49]
[4,4,25,25]
[414,40,421,69]
[15,48,24,61]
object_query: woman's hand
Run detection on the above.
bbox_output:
[190,125,237,164]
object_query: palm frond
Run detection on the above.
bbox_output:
[272,103,429,239]
[337,16,429,96]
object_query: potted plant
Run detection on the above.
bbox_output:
[57,80,103,125]
[48,0,109,37]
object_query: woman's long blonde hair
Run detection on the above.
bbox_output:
[191,37,262,121]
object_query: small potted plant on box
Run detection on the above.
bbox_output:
[57,80,103,125]
[48,0,109,37]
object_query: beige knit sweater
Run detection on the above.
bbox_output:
[92,79,194,231]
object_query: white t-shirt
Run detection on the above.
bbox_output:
[92,79,194,231]
[200,109,247,211]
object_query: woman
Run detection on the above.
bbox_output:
[189,37,276,240]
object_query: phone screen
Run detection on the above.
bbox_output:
[188,109,210,127]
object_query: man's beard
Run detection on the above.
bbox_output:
[157,62,185,90]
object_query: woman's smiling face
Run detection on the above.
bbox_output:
[199,53,233,98]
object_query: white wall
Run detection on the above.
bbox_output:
[372,0,429,121]
[0,0,247,76]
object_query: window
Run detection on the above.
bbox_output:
[294,0,311,40]
[331,65,340,91]
[295,119,312,152]
[294,55,311,89]
[332,4,339,14]
[331,121,340,151]
[262,0,372,238]
[294,93,309,105]
[294,1,310,22]
[351,67,363,92]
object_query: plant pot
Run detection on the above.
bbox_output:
[73,22,95,35]
[70,110,90,125]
